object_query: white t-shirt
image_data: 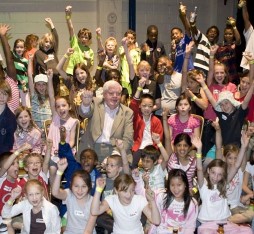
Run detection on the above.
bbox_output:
[245,162,254,188]
[241,25,254,70]
[198,179,231,223]
[105,194,148,234]
[227,168,244,209]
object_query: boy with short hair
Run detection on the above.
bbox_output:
[171,2,193,73]
[0,80,17,154]
[65,5,94,74]
[129,78,163,168]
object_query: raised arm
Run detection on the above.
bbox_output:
[116,139,130,175]
[182,41,194,91]
[212,120,223,160]
[95,27,104,52]
[65,5,75,38]
[90,177,109,216]
[195,73,217,108]
[42,139,52,175]
[227,17,241,45]
[240,1,251,32]
[191,135,204,187]
[28,55,35,95]
[151,133,169,171]
[47,69,56,114]
[207,44,219,86]
[162,108,173,155]
[142,187,160,225]
[0,24,17,81]
[56,48,74,79]
[51,158,68,200]
[94,50,106,87]
[179,3,191,37]
[122,37,135,80]
[45,18,58,53]
[0,143,31,177]
[227,131,250,183]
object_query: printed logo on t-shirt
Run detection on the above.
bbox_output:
[129,211,138,217]
[210,192,222,203]
[1,128,6,135]
[74,210,85,217]
[222,114,227,120]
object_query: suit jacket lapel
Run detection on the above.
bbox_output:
[110,106,123,136]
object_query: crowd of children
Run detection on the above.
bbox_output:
[0,0,254,233]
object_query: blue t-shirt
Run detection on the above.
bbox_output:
[173,34,194,73]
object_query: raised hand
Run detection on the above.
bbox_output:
[57,158,68,172]
[185,41,195,55]
[191,135,202,151]
[210,44,219,56]
[151,132,160,144]
[243,52,254,61]
[66,48,74,56]
[65,5,72,16]
[96,27,102,37]
[116,139,124,151]
[0,24,11,36]
[96,177,106,189]
[138,77,146,88]
[10,186,22,200]
[145,186,155,202]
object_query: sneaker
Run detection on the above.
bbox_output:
[238,0,246,8]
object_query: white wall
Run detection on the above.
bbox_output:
[0,0,236,72]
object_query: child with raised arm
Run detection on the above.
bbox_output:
[2,180,61,234]
[123,37,161,111]
[52,158,97,234]
[149,169,198,234]
[95,27,119,81]
[91,174,161,234]
[171,2,193,73]
[33,18,59,93]
[195,135,253,233]
[0,24,19,112]
[196,68,254,147]
[65,5,94,74]
[119,29,140,94]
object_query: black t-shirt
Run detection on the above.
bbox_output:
[130,76,161,100]
[30,209,46,234]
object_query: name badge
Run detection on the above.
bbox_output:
[174,164,181,169]
[74,210,85,217]
[213,89,219,94]
[183,128,192,133]
[222,114,227,120]
[36,218,45,223]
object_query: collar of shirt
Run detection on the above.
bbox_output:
[104,103,119,116]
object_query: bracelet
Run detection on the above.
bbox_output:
[196,153,202,158]
[14,151,19,156]
[191,96,197,102]
[65,15,71,20]
[64,54,69,59]
[56,170,63,176]
[7,200,14,206]
[203,85,208,91]
[97,66,103,70]
[137,87,143,91]
[96,187,103,193]
[96,35,101,39]
[210,55,214,59]
[249,60,254,65]
[157,142,163,148]
[159,73,165,76]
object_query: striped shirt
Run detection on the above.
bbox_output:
[6,76,20,113]
[167,153,197,188]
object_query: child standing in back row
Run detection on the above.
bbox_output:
[65,5,94,74]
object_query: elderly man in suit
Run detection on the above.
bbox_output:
[78,80,134,163]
